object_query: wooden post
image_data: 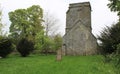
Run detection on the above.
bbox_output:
[56,49,62,61]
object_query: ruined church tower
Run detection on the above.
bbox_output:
[62,2,98,55]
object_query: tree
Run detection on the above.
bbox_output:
[107,1,120,73]
[98,22,120,55]
[43,12,60,36]
[53,34,62,50]
[98,22,120,73]
[17,38,34,57]
[0,36,13,58]
[35,30,55,55]
[9,5,44,43]
[34,30,45,50]
[108,0,120,16]
[0,5,4,35]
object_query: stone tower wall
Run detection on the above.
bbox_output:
[66,2,91,33]
[63,2,98,55]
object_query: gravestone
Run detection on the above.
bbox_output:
[56,49,62,61]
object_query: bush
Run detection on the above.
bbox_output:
[98,22,120,54]
[17,38,34,57]
[0,37,13,58]
[35,31,55,55]
[53,34,62,50]
[98,22,120,73]
[116,44,120,68]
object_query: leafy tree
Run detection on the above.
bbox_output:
[108,0,120,16]
[98,22,120,55]
[0,7,2,35]
[106,1,120,73]
[41,36,54,55]
[35,30,45,50]
[17,38,34,57]
[98,22,120,73]
[0,5,4,35]
[9,5,43,43]
[53,34,62,50]
[108,0,120,11]
[35,31,54,55]
[0,36,13,58]
[0,5,13,58]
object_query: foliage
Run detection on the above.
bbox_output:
[98,22,120,73]
[35,30,62,54]
[107,0,120,73]
[108,0,120,16]
[104,44,120,73]
[0,6,13,58]
[41,36,54,54]
[0,55,116,74]
[53,34,62,50]
[0,36,13,58]
[35,30,44,50]
[9,5,44,43]
[113,43,120,73]
[0,5,4,35]
[35,31,55,54]
[17,38,34,57]
[8,32,20,45]
[98,22,120,55]
[0,7,2,35]
[116,43,120,54]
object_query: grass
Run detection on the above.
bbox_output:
[0,54,116,74]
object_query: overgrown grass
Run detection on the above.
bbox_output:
[0,55,116,74]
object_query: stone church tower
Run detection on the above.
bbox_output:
[62,2,98,55]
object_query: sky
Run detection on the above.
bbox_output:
[0,0,119,37]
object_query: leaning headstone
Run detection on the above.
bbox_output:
[56,49,62,61]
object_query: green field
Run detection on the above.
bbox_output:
[0,55,116,74]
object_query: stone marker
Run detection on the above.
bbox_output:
[56,49,62,61]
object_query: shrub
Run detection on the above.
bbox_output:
[98,22,120,54]
[53,34,62,50]
[0,37,13,58]
[98,22,120,73]
[17,38,34,57]
[116,44,120,67]
[35,31,55,55]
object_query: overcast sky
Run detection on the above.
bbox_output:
[0,0,119,37]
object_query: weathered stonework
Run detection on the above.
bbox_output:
[62,2,98,55]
